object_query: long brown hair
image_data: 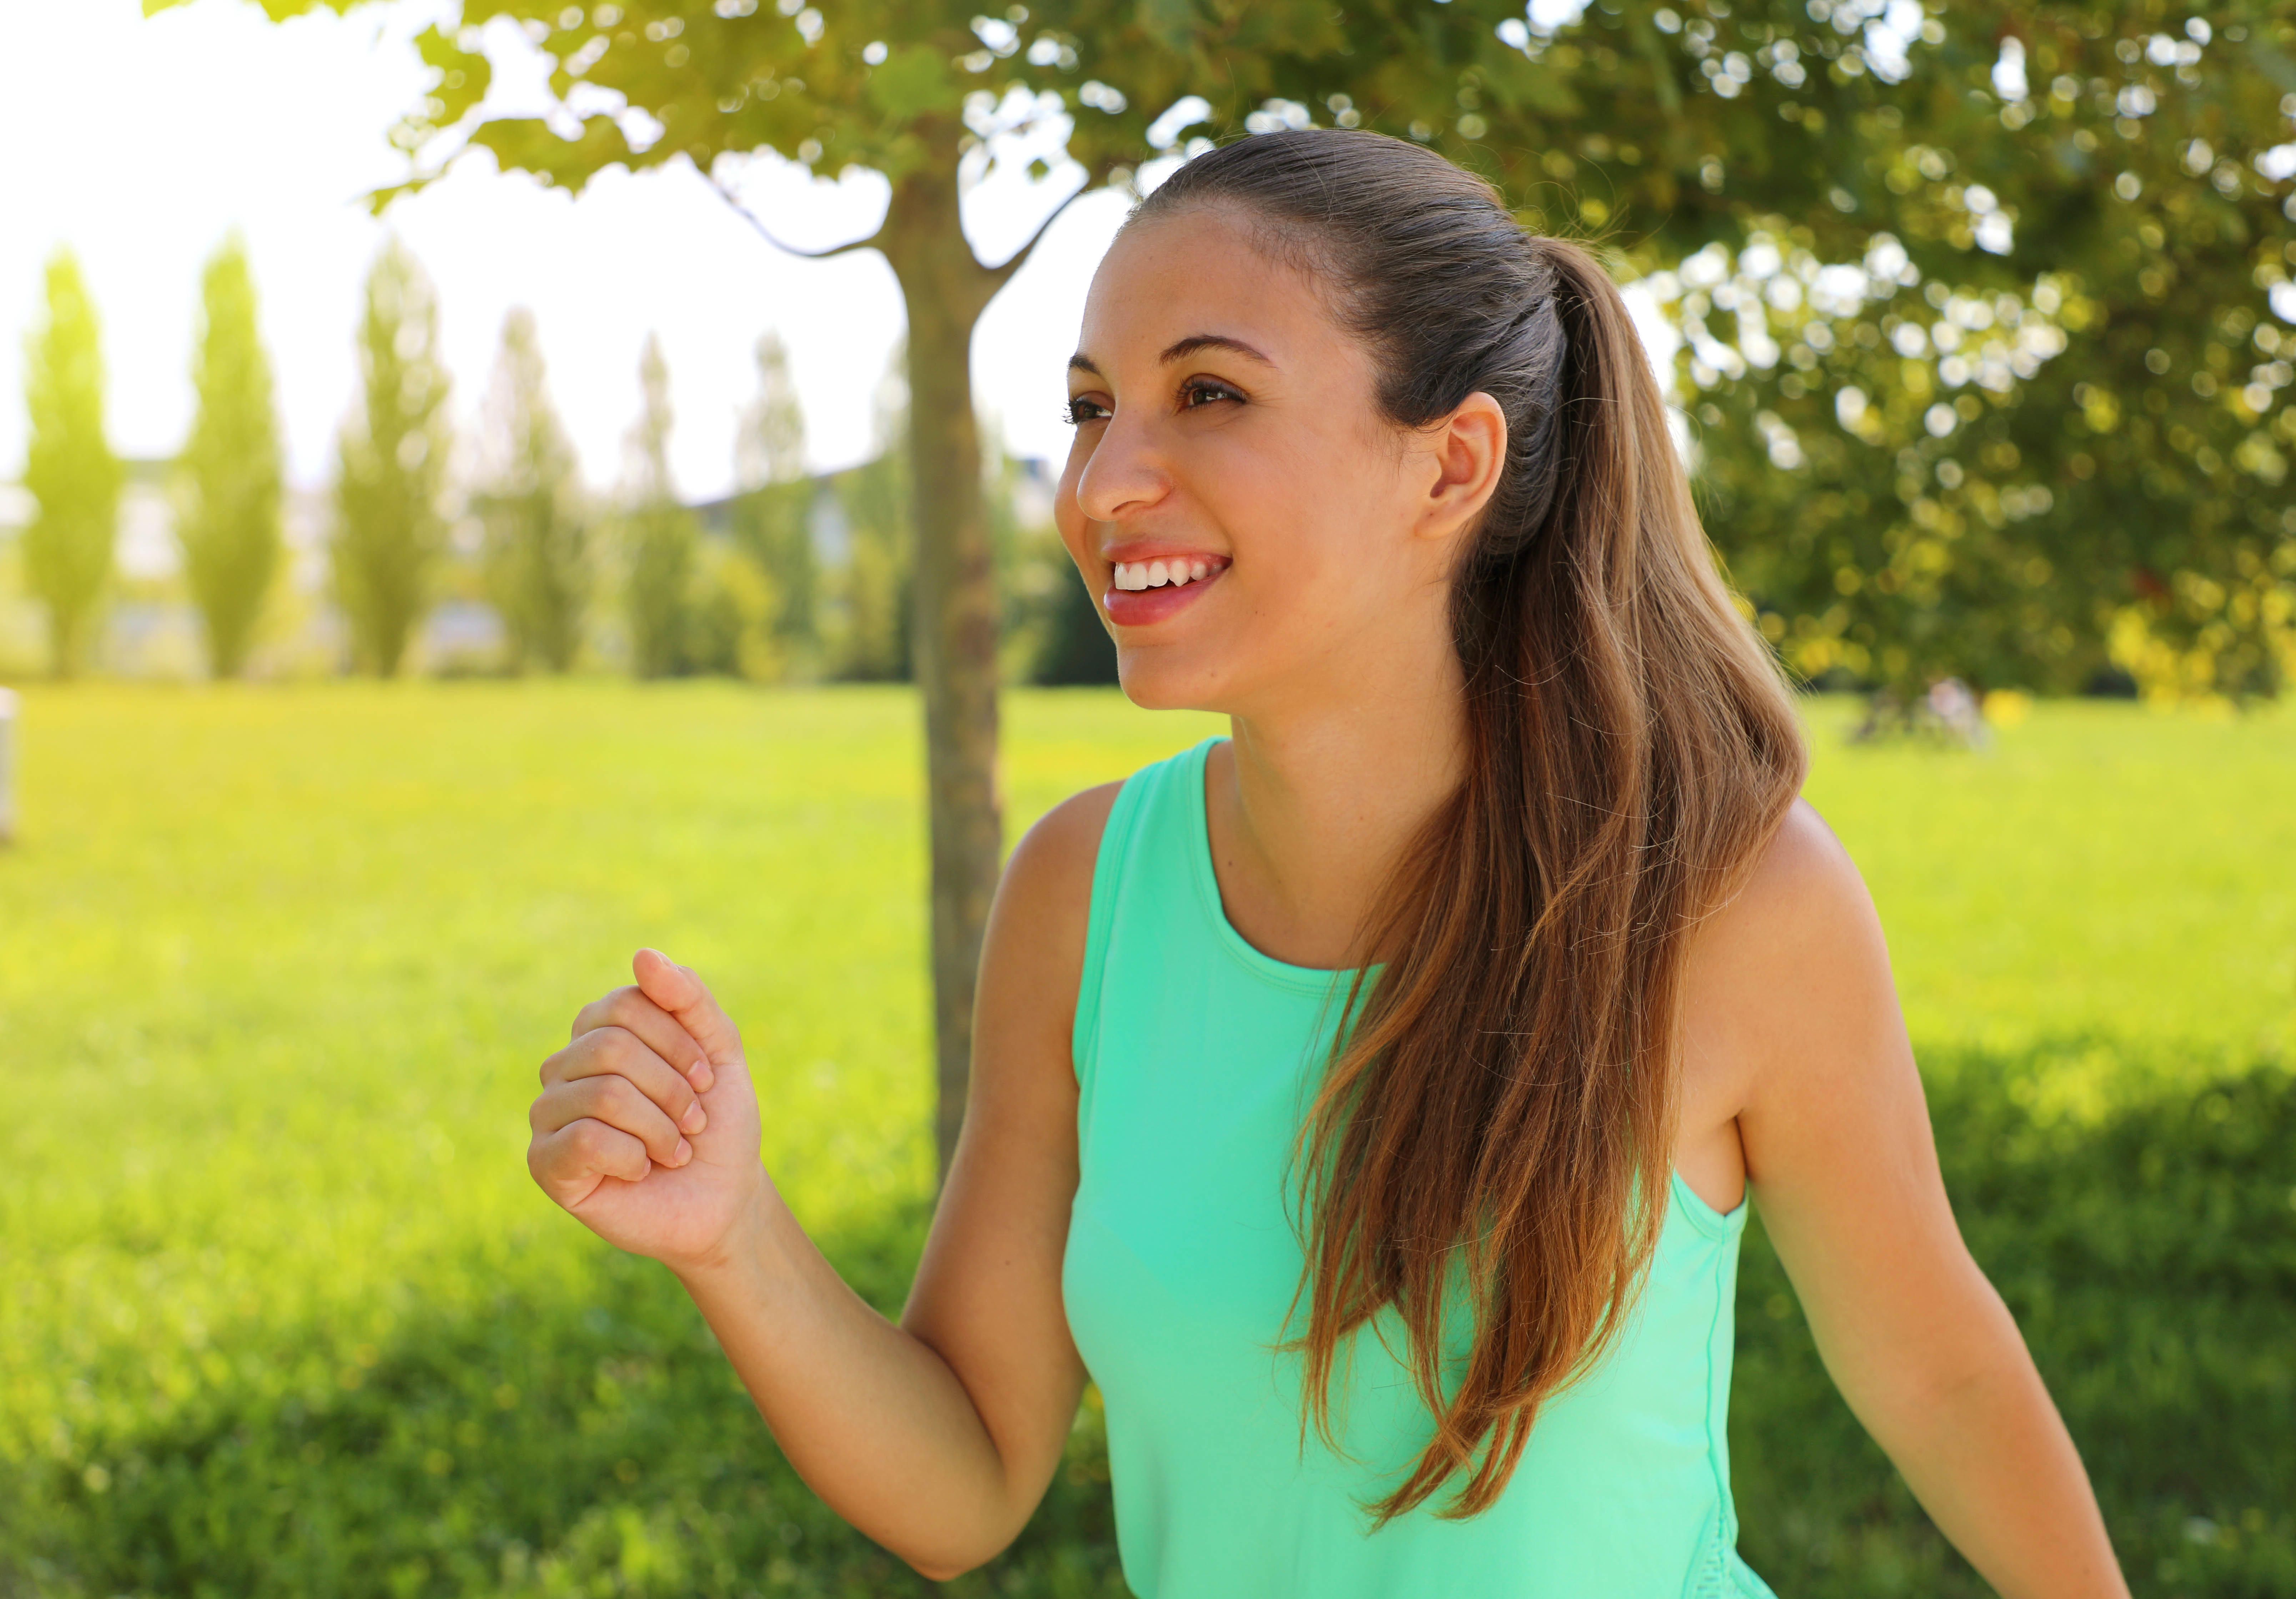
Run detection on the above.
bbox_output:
[1132,131,1807,1523]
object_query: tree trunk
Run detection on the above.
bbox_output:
[881,135,1007,1184]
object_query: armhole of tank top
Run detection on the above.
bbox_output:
[1071,763,1153,1093]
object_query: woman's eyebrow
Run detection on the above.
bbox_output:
[1159,333,1275,367]
[1067,334,1275,378]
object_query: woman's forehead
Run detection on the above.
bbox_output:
[1075,209,1345,377]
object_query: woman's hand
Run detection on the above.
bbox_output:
[528,948,768,1273]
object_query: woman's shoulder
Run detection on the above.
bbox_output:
[1007,783,1127,897]
[998,737,1215,917]
[1680,797,1901,1110]
[988,783,1127,965]
[1726,798,1872,935]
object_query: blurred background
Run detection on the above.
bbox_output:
[0,0,2290,1595]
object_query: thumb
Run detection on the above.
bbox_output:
[633,948,744,1066]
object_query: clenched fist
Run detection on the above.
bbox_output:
[528,949,769,1273]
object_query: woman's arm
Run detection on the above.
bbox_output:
[1699,802,2129,1599]
[526,785,1118,1580]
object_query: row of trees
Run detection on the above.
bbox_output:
[20,245,297,680]
[11,239,1111,686]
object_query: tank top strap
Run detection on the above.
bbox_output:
[1072,736,1224,1095]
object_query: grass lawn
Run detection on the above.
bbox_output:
[0,682,2289,1598]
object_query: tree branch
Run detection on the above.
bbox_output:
[978,172,1101,293]
[706,171,887,260]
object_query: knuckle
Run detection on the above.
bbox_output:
[569,1119,618,1163]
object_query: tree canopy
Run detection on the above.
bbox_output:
[334,238,452,678]
[20,248,120,680]
[178,234,286,680]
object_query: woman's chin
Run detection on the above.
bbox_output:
[1114,649,1231,715]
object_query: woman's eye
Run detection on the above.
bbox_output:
[1063,396,1110,425]
[1180,378,1242,410]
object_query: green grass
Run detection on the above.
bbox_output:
[0,683,2289,1597]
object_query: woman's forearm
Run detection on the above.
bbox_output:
[1865,1326,2128,1599]
[672,1185,1029,1580]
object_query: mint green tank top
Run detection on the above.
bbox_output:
[1061,739,1778,1599]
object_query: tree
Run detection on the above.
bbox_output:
[213,0,2292,1165]
[479,308,588,674]
[832,344,912,683]
[177,234,285,679]
[623,333,701,678]
[1031,563,1121,686]
[1641,0,2296,701]
[20,247,120,680]
[731,332,818,675]
[334,238,451,678]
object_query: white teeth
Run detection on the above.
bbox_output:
[1112,558,1218,592]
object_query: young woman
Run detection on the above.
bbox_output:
[525,130,2128,1597]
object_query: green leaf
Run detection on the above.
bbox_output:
[1134,0,1195,56]
[866,43,953,124]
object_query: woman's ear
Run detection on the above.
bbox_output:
[1414,391,1507,545]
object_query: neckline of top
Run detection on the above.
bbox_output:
[1173,736,1749,1235]
[1181,736,1374,995]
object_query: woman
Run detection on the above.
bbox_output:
[525,130,2126,1597]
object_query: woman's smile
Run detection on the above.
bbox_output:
[1101,546,1232,626]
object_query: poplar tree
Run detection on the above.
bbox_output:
[479,309,588,674]
[833,345,912,683]
[21,248,120,680]
[622,333,699,678]
[177,235,284,679]
[732,332,817,670]
[334,238,451,677]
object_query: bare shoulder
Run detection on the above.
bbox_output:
[1681,798,1902,1116]
[974,783,1126,1060]
[995,782,1124,939]
[1707,798,1878,959]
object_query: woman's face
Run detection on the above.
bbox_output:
[1057,203,1497,715]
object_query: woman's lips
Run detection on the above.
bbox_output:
[1102,560,1225,627]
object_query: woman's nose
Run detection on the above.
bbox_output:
[1071,411,1171,526]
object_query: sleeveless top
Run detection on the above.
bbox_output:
[1061,738,1778,1599]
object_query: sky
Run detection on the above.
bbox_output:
[0,0,1130,501]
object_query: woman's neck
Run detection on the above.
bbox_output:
[1207,644,1468,972]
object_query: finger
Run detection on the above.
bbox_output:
[570,987,714,1092]
[540,1028,707,1134]
[530,1117,652,1201]
[530,1076,692,1169]
[632,949,744,1069]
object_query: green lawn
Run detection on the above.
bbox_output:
[0,683,2289,1598]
